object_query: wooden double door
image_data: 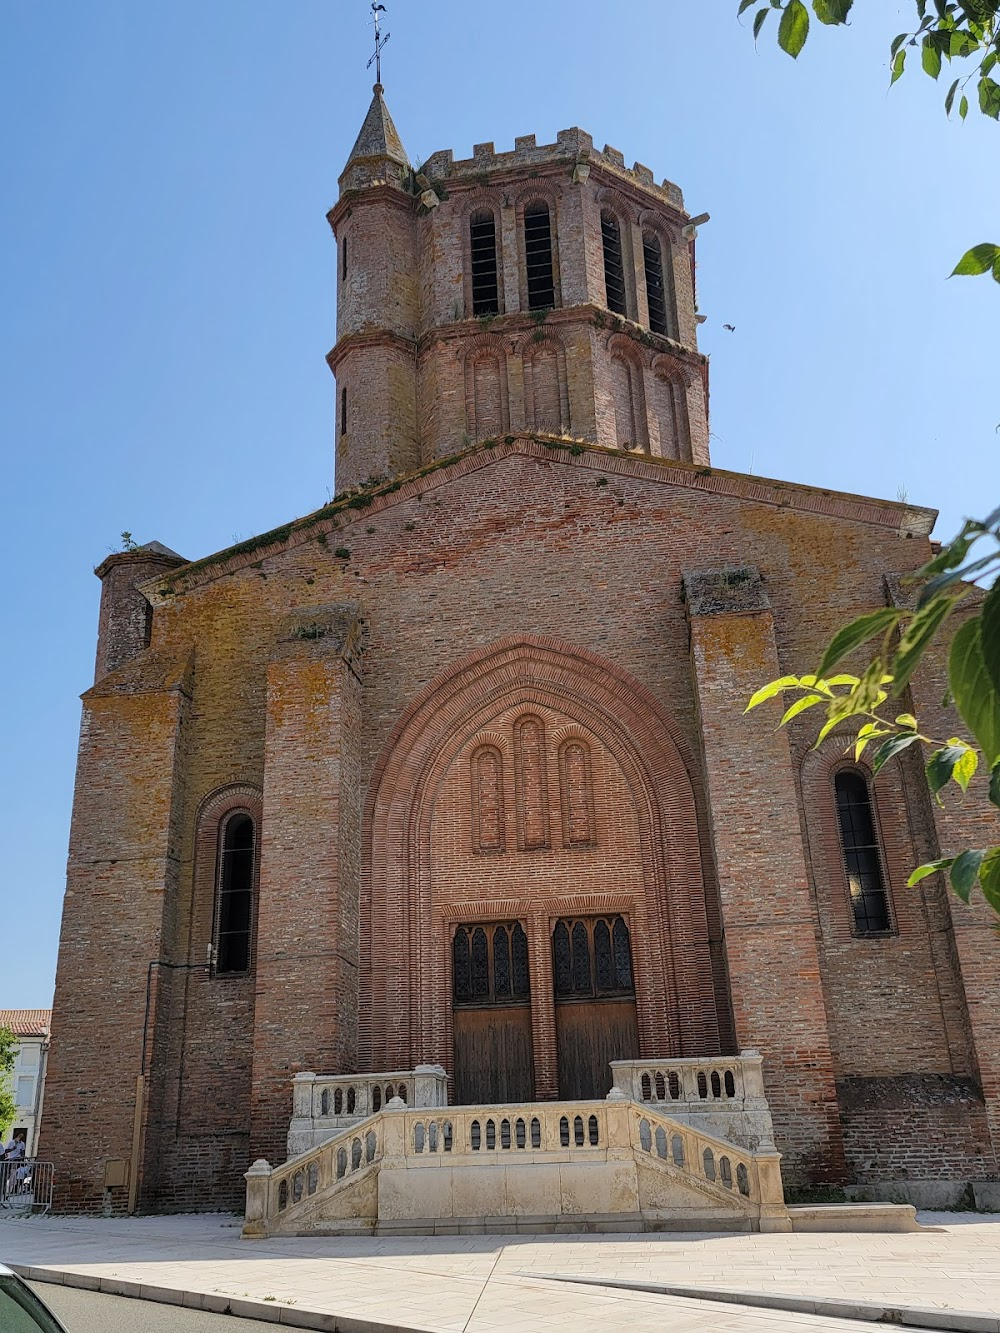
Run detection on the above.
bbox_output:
[451,914,639,1104]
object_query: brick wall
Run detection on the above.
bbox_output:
[46,436,995,1211]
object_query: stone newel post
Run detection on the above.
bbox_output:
[242,1159,273,1240]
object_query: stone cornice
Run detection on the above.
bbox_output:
[140,435,937,605]
[326,327,417,373]
[326,306,705,374]
[326,184,417,234]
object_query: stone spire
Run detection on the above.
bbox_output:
[339,84,410,193]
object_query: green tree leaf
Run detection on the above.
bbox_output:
[817,607,901,676]
[926,743,966,800]
[779,692,827,726]
[951,243,1000,275]
[990,759,1000,810]
[891,46,908,83]
[871,732,923,773]
[813,0,853,22]
[951,848,986,903]
[979,75,1000,118]
[779,0,811,56]
[945,76,960,113]
[893,595,956,693]
[745,675,801,712]
[922,34,943,77]
[907,857,955,886]
[980,848,1000,913]
[981,580,1000,700]
[738,0,756,13]
[960,93,969,118]
[949,616,1000,765]
[754,7,770,40]
[952,744,980,792]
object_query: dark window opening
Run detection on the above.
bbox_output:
[470,212,500,316]
[340,386,347,436]
[524,202,555,310]
[835,770,891,934]
[216,813,254,973]
[642,231,669,335]
[553,915,634,999]
[601,211,627,316]
[341,236,348,281]
[453,921,530,1005]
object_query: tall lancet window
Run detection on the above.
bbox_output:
[216,813,255,974]
[835,770,891,935]
[514,715,550,850]
[524,202,556,310]
[642,230,670,336]
[601,211,627,315]
[470,212,500,316]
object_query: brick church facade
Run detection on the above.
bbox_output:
[42,87,1000,1215]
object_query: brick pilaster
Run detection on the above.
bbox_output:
[40,649,193,1212]
[886,578,1000,1174]
[685,566,846,1183]
[249,605,364,1165]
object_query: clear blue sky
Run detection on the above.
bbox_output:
[1,2,997,1008]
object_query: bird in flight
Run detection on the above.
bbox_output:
[722,324,736,332]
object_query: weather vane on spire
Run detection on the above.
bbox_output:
[367,2,390,86]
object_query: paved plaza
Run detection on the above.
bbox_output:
[3,1212,1000,1331]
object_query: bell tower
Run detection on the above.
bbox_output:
[327,96,710,491]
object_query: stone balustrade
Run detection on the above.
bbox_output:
[247,1093,790,1239]
[609,1050,776,1152]
[287,1065,449,1155]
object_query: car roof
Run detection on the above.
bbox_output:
[0,1263,14,1276]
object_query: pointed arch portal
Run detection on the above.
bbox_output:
[360,636,723,1101]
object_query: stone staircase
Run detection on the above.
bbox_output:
[243,1096,791,1238]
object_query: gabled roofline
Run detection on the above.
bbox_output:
[140,435,937,605]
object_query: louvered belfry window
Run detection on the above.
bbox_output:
[835,770,891,935]
[643,230,669,335]
[524,202,556,310]
[470,211,500,316]
[601,211,627,315]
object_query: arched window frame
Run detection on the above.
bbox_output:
[471,742,507,854]
[607,334,650,453]
[465,204,504,318]
[601,208,629,317]
[832,764,895,938]
[640,224,677,339]
[194,784,263,982]
[557,735,597,848]
[516,192,561,311]
[520,332,570,435]
[513,713,551,850]
[463,334,510,442]
[213,808,257,975]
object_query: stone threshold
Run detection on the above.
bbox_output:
[532,1272,1000,1333]
[15,1264,426,1333]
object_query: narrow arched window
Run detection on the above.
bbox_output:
[340,386,347,437]
[524,202,555,310]
[471,745,505,852]
[601,211,627,316]
[216,813,254,973]
[835,770,891,935]
[642,230,669,335]
[470,211,500,316]
[341,236,348,282]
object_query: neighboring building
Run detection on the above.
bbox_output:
[1,1010,51,1158]
[41,86,999,1218]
